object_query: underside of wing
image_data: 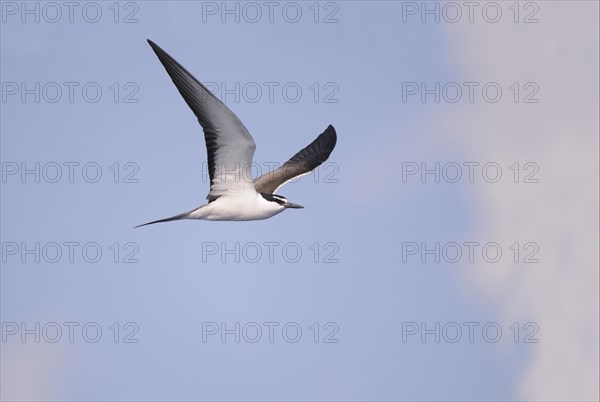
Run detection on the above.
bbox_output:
[147,40,256,201]
[253,125,337,194]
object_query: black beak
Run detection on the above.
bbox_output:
[285,202,304,209]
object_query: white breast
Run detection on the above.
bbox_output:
[189,192,285,221]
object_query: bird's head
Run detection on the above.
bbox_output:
[260,193,304,209]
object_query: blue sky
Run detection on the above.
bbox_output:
[1,1,598,401]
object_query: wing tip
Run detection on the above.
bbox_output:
[147,39,166,58]
[325,124,336,138]
[324,124,337,150]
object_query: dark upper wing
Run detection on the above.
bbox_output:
[253,125,337,194]
[147,39,256,201]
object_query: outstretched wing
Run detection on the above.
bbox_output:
[253,125,337,194]
[147,39,256,201]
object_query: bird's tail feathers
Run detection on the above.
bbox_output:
[134,207,200,228]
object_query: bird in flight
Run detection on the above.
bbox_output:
[136,40,337,227]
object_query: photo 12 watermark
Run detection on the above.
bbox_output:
[400,2,540,24]
[401,321,539,344]
[2,162,140,184]
[1,1,140,24]
[401,241,540,264]
[1,241,140,264]
[401,82,540,104]
[401,162,540,184]
[199,1,340,24]
[201,81,340,104]
[199,161,339,185]
[2,321,140,343]
[201,321,340,343]
[201,241,340,264]
[1,82,140,104]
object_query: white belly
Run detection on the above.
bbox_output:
[189,193,285,221]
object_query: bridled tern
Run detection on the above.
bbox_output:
[136,40,337,227]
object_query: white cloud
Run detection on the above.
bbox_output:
[443,2,599,400]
